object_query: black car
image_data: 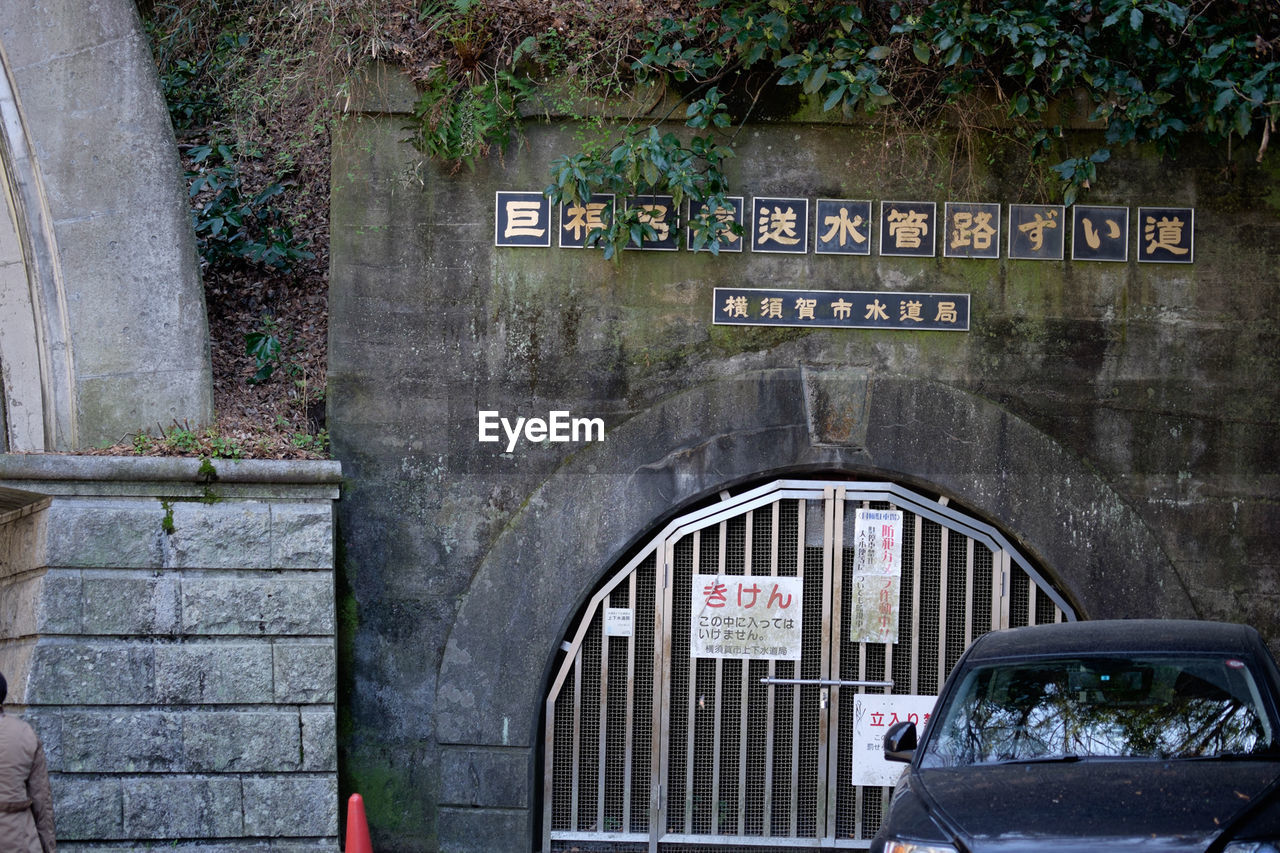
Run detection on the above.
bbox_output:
[872,619,1280,853]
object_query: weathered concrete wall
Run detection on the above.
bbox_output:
[0,455,341,852]
[0,0,211,450]
[329,70,1279,850]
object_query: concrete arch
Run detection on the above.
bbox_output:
[0,0,211,451]
[436,367,1193,753]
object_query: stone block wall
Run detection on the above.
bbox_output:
[0,455,341,851]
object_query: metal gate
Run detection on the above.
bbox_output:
[544,480,1075,852]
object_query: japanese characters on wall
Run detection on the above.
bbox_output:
[715,288,969,332]
[495,191,1195,264]
[496,191,1193,334]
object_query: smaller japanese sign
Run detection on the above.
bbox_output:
[943,202,1001,259]
[851,694,938,786]
[879,201,936,257]
[714,288,969,332]
[688,197,745,253]
[815,199,872,255]
[849,509,903,644]
[604,607,633,637]
[751,197,810,254]
[494,191,551,247]
[690,574,804,660]
[1137,207,1194,263]
[624,195,679,251]
[559,194,615,249]
[1008,204,1064,260]
[1072,205,1129,262]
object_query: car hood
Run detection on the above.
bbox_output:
[915,759,1280,852]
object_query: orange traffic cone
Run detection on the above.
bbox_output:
[345,793,373,853]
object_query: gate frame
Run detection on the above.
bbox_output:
[543,478,1078,851]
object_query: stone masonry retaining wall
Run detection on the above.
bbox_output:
[0,454,341,851]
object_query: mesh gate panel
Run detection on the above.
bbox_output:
[917,516,943,696]
[580,608,601,831]
[666,500,827,842]
[548,553,658,836]
[668,535,694,833]
[632,560,657,833]
[551,659,575,831]
[545,481,1073,852]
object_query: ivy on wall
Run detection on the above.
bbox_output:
[410,0,1279,256]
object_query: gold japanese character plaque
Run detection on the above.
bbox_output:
[494,191,551,248]
[943,202,1001,259]
[1071,204,1129,262]
[750,196,809,254]
[559,193,615,249]
[815,199,872,255]
[1008,204,1064,260]
[623,194,679,251]
[1137,207,1194,263]
[879,201,936,258]
[687,196,745,253]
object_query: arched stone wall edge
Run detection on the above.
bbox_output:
[0,45,74,450]
[0,0,212,449]
[437,368,1192,753]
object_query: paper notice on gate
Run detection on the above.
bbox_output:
[689,574,804,660]
[849,509,904,644]
[604,607,633,637]
[851,693,937,786]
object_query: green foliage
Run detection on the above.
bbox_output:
[245,315,285,384]
[545,121,740,258]
[408,67,533,170]
[208,437,244,460]
[145,2,320,274]
[891,0,1280,201]
[131,422,245,460]
[165,424,201,453]
[290,430,331,454]
[146,3,248,135]
[244,314,319,393]
[407,1,535,170]
[408,0,1278,214]
[187,143,314,272]
[153,29,250,131]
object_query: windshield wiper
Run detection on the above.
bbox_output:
[989,754,1086,766]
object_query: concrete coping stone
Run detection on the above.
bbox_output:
[0,455,342,494]
[344,61,1107,130]
[0,485,52,524]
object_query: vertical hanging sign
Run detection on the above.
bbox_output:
[849,509,904,645]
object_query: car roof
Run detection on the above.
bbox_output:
[963,619,1265,662]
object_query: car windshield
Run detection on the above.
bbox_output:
[920,654,1276,767]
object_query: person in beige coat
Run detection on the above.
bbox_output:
[0,673,55,852]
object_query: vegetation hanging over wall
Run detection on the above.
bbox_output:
[146,0,1278,262]
[409,0,1278,255]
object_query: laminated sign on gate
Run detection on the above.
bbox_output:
[690,574,804,660]
[849,509,904,645]
[851,693,938,786]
